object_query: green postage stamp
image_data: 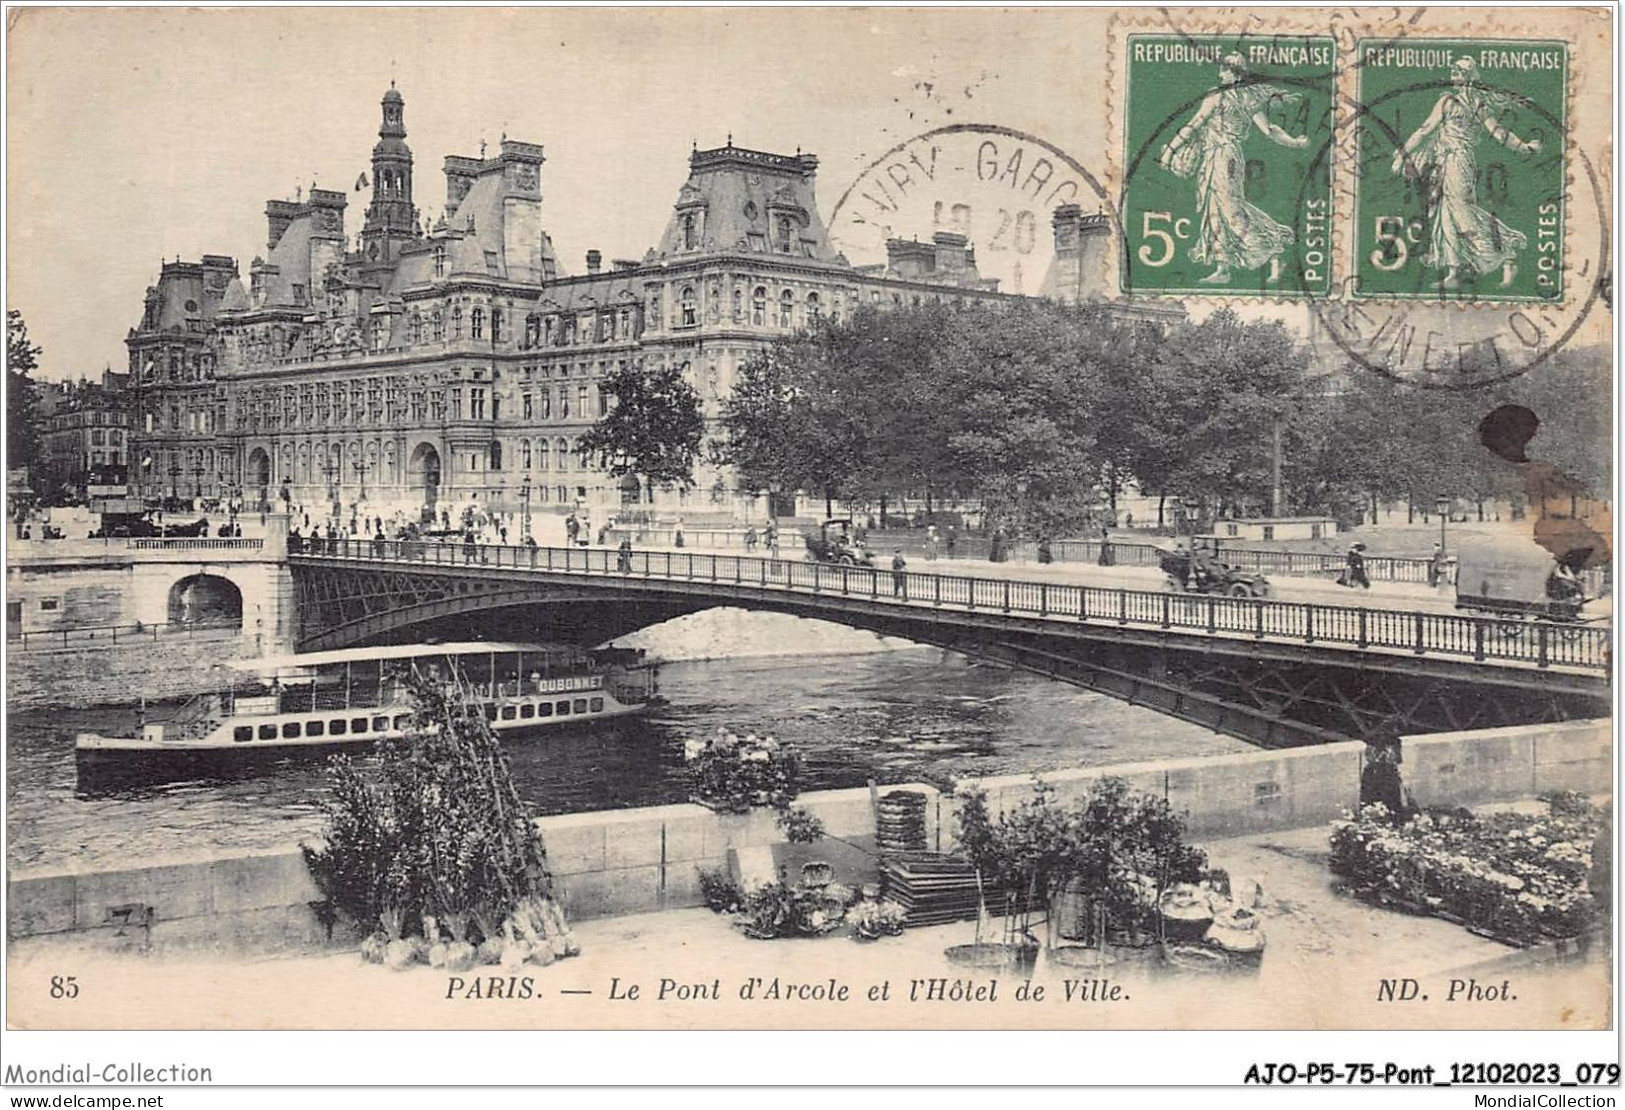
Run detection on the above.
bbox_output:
[1120,34,1336,297]
[1353,39,1568,302]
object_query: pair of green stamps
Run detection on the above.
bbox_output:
[1121,34,1567,302]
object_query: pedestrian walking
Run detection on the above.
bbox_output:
[744,526,759,554]
[945,526,958,559]
[990,525,1008,564]
[674,516,686,548]
[1343,542,1371,589]
[1037,536,1054,565]
[617,536,633,573]
[766,521,779,562]
[566,513,579,546]
[372,528,386,558]
[1098,525,1115,567]
[462,527,478,564]
[925,525,939,561]
[891,549,908,599]
[1427,541,1446,588]
[525,533,538,567]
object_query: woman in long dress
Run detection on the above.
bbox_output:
[1158,54,1310,284]
[1390,57,1542,289]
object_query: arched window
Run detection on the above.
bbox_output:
[777,215,794,252]
[521,439,532,469]
[555,438,570,472]
[618,307,631,338]
[451,306,462,339]
[491,308,504,343]
[410,314,423,344]
[806,292,821,322]
[732,288,743,322]
[680,286,697,328]
[525,313,541,347]
[433,244,446,278]
[778,289,794,328]
[370,319,384,351]
[536,438,549,471]
[431,309,444,341]
[752,286,767,326]
[682,214,697,250]
[544,316,556,345]
[489,441,503,471]
[471,307,485,339]
[575,440,591,470]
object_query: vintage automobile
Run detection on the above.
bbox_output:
[803,518,875,567]
[1157,539,1272,598]
[1454,534,1594,636]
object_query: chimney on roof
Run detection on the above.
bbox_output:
[265,200,303,251]
[586,250,602,275]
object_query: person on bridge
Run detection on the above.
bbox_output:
[946,526,958,559]
[618,537,634,573]
[566,514,579,546]
[462,528,478,564]
[744,526,759,553]
[1428,542,1447,588]
[525,533,539,567]
[674,517,686,548]
[925,525,940,561]
[766,521,779,560]
[1345,542,1371,589]
[891,549,909,599]
[372,528,387,558]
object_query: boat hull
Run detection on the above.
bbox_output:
[76,694,649,793]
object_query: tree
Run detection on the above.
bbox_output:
[7,309,42,476]
[578,359,705,505]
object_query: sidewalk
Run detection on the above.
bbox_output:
[8,816,1607,1030]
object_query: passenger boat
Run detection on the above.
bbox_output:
[75,641,657,789]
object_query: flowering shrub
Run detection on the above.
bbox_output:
[737,880,853,939]
[849,899,908,941]
[1329,794,1603,946]
[697,866,745,913]
[685,730,802,814]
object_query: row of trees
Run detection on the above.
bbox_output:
[579,298,1609,536]
[711,301,1606,534]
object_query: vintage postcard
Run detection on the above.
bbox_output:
[2,4,1615,1083]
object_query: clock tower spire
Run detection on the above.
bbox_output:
[361,82,416,267]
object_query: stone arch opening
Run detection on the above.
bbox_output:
[168,573,243,627]
[246,447,271,505]
[409,442,442,514]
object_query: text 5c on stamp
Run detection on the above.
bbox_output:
[1353,39,1568,302]
[1121,34,1336,297]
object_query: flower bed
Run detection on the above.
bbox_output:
[1329,793,1603,948]
[684,729,802,813]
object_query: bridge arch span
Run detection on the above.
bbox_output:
[167,573,243,626]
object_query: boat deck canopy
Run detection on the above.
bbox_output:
[227,642,571,674]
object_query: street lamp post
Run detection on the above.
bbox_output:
[168,462,181,502]
[321,460,338,522]
[1436,495,1450,556]
[192,462,205,500]
[353,457,371,504]
[520,474,533,540]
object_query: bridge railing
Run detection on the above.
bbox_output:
[6,618,242,651]
[129,537,264,551]
[289,538,1613,673]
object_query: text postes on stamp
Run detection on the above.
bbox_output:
[1120,34,1335,298]
[1353,39,1569,303]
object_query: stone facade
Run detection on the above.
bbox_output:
[37,370,134,496]
[128,87,1042,522]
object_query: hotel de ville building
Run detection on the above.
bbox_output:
[125,86,1113,522]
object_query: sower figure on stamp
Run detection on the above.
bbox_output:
[1390,57,1541,290]
[1158,53,1309,284]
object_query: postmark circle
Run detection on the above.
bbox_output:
[1293,71,1607,390]
[827,124,1115,299]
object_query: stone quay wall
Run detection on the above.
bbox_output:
[6,721,1610,956]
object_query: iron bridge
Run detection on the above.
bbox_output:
[289,538,1612,750]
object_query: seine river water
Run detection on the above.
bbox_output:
[7,646,1250,872]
